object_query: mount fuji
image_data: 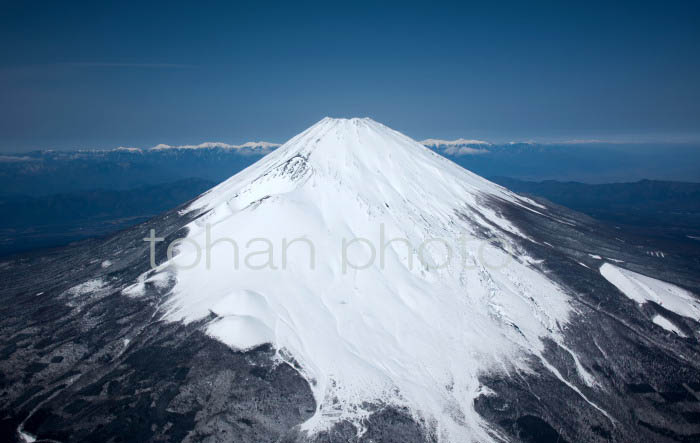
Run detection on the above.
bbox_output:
[1,118,699,443]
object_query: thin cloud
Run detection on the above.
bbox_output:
[60,62,195,69]
[0,155,37,162]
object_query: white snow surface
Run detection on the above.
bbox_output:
[18,430,36,443]
[652,315,686,337]
[600,263,700,321]
[156,118,578,442]
[66,278,106,296]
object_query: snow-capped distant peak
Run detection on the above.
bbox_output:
[149,141,280,151]
[421,138,492,147]
[113,146,143,152]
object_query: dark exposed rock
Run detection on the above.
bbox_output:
[1,194,699,442]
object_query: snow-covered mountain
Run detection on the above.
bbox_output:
[2,118,699,443]
[150,117,573,441]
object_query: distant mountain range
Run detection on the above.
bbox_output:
[2,139,700,197]
[424,139,700,183]
[1,139,699,256]
[0,178,216,255]
[0,142,276,196]
[488,177,700,263]
[491,177,700,230]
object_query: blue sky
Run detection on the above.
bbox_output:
[1,0,699,151]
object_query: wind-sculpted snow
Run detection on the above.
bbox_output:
[600,263,700,327]
[149,118,580,442]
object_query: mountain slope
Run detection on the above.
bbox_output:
[490,177,700,233]
[1,118,699,443]
[151,117,574,441]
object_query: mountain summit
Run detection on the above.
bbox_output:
[2,118,699,443]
